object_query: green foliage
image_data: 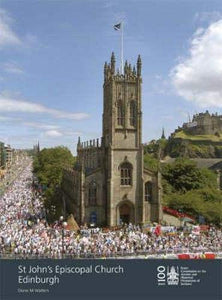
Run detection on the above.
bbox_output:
[166,141,216,158]
[186,144,215,158]
[158,138,168,150]
[174,130,222,142]
[215,146,222,157]
[144,142,158,156]
[33,146,75,222]
[200,168,218,189]
[33,146,75,187]
[143,139,168,171]
[167,132,222,158]
[162,158,205,193]
[144,138,168,158]
[144,153,158,172]
[162,178,174,196]
[166,142,185,158]
[162,158,222,224]
[164,189,222,224]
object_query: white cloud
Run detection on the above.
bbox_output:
[45,130,63,137]
[193,27,205,37]
[44,129,81,138]
[0,8,39,50]
[23,122,59,130]
[0,94,89,120]
[0,8,21,47]
[171,19,222,107]
[4,62,24,74]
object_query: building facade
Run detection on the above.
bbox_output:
[182,111,222,136]
[62,53,162,226]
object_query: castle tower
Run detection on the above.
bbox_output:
[103,53,144,225]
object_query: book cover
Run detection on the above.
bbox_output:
[0,1,221,299]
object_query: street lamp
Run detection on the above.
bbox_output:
[60,216,67,259]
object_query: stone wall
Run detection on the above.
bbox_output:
[183,111,222,136]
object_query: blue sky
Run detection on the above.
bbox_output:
[0,0,222,153]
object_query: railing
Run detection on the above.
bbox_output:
[1,248,222,259]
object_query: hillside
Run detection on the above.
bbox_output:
[174,130,222,142]
[166,129,222,158]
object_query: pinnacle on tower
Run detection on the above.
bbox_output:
[111,51,115,61]
[77,136,81,148]
[137,54,142,76]
[129,63,132,73]
[104,61,107,71]
[104,61,108,79]
[111,52,115,74]
[124,60,128,74]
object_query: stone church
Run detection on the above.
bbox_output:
[62,53,162,226]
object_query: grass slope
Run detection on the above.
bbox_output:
[174,130,222,142]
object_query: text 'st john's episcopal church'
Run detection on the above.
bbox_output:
[62,53,162,226]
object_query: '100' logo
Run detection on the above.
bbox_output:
[157,265,180,286]
[157,266,166,285]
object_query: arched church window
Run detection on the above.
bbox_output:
[120,162,132,185]
[145,181,152,202]
[129,100,136,126]
[88,181,97,205]
[117,100,124,126]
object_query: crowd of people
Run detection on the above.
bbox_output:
[0,160,222,259]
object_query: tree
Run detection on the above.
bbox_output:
[162,158,205,193]
[164,189,222,224]
[33,146,75,222]
[33,146,75,186]
[144,138,167,159]
[162,158,221,225]
[144,153,158,172]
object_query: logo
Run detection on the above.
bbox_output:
[157,265,180,286]
[167,266,179,285]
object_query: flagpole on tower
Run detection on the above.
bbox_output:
[121,21,124,74]
[114,21,124,74]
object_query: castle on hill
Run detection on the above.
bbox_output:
[182,111,222,136]
[61,53,162,226]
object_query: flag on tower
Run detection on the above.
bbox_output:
[113,21,124,74]
[114,23,121,30]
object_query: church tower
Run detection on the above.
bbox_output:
[62,52,162,226]
[102,53,144,225]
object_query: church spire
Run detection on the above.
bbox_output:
[37,141,40,153]
[161,128,166,139]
